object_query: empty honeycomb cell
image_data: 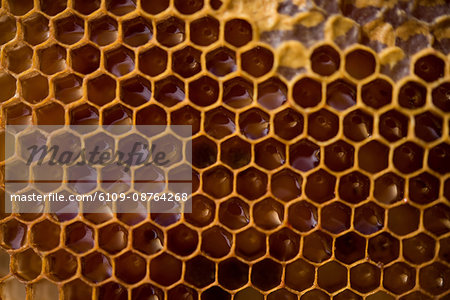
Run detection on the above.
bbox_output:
[308,108,339,141]
[361,78,393,109]
[379,109,409,142]
[189,76,220,107]
[67,165,97,193]
[122,17,153,47]
[338,171,370,204]
[73,0,100,15]
[206,47,237,77]
[414,111,442,142]
[203,287,231,300]
[138,46,168,77]
[288,201,318,232]
[12,248,42,281]
[269,228,300,261]
[241,46,274,77]
[31,279,59,300]
[20,73,49,104]
[268,289,297,300]
[358,140,389,173]
[189,17,219,48]
[114,252,146,284]
[156,17,185,47]
[219,197,250,229]
[345,49,376,79]
[218,258,249,290]
[69,103,99,125]
[251,258,282,291]
[324,140,354,171]
[89,16,118,46]
[173,46,202,78]
[62,279,93,300]
[335,290,362,300]
[132,284,163,300]
[292,77,322,108]
[393,141,424,174]
[224,18,253,48]
[350,262,381,293]
[235,227,266,260]
[204,107,235,139]
[388,204,420,235]
[87,74,116,106]
[81,251,112,283]
[65,221,95,253]
[40,0,67,16]
[154,76,185,107]
[119,76,152,107]
[98,223,128,254]
[6,0,33,15]
[414,54,445,82]
[317,261,347,293]
[201,226,232,258]
[343,109,373,141]
[423,203,450,236]
[420,262,450,295]
[98,282,127,300]
[428,143,450,174]
[1,278,26,300]
[202,166,233,198]
[132,222,163,255]
[171,105,201,135]
[70,44,101,74]
[141,0,169,14]
[409,172,439,204]
[374,172,405,205]
[310,44,341,76]
[167,224,198,256]
[271,168,302,202]
[4,43,33,74]
[30,219,61,251]
[383,262,416,294]
[222,77,253,108]
[326,79,356,111]
[354,202,384,235]
[168,284,198,300]
[321,201,351,234]
[303,230,332,263]
[0,14,17,45]
[0,218,27,250]
[45,249,77,281]
[335,232,366,264]
[185,255,215,288]
[239,108,270,140]
[106,0,136,16]
[185,195,215,227]
[400,291,432,300]
[289,139,320,172]
[105,46,135,77]
[432,82,450,112]
[257,77,288,109]
[235,287,264,300]
[236,167,268,200]
[254,138,286,170]
[302,289,330,300]
[54,14,85,45]
[305,169,336,203]
[54,73,82,103]
[274,108,303,140]
[253,198,283,229]
[0,72,16,102]
[220,136,251,169]
[285,258,315,291]
[398,81,427,109]
[191,135,217,168]
[403,233,435,264]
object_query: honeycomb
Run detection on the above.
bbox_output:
[0,0,449,299]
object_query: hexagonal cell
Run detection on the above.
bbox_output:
[0,72,16,102]
[174,0,203,14]
[271,168,302,202]
[65,221,95,253]
[191,135,217,168]
[257,77,287,109]
[308,108,339,141]
[185,255,215,288]
[115,251,146,284]
[379,109,409,142]
[204,107,235,140]
[219,197,249,229]
[172,46,201,78]
[236,227,266,260]
[6,43,33,75]
[400,291,432,300]
[190,15,219,46]
[132,222,163,255]
[185,195,215,227]
[202,286,232,300]
[343,109,373,141]
[119,75,151,107]
[7,0,33,16]
[167,224,198,256]
[154,76,184,107]
[251,258,282,291]
[409,172,440,204]
[293,77,322,108]
[335,290,362,300]
[288,201,318,232]
[358,140,389,174]
[317,261,347,293]
[398,81,427,109]
[289,139,320,172]
[362,78,393,108]
[326,79,356,110]
[305,169,336,203]
[19,73,48,104]
[189,76,219,107]
[122,17,152,47]
[354,202,384,235]
[69,103,99,125]
[414,54,445,82]
[62,279,92,300]
[324,140,354,172]
[419,262,450,296]
[432,82,450,112]
[45,249,77,282]
[138,46,168,77]
[428,143,450,174]
[241,46,274,77]
[350,262,381,293]
[150,253,182,286]
[383,262,416,294]
[302,230,332,263]
[202,166,233,198]
[345,48,376,79]
[31,219,60,251]
[321,201,351,234]
[132,284,163,300]
[98,223,127,254]
[338,171,370,204]
[67,164,97,194]
[220,136,251,169]
[81,251,112,283]
[156,17,185,47]
[54,73,82,103]
[1,218,27,249]
[0,14,17,45]
[98,282,127,300]
[268,289,297,300]
[12,248,42,281]
[255,138,286,170]
[269,228,300,261]
[72,0,100,14]
[89,16,118,46]
[253,198,283,230]
[206,47,237,77]
[335,232,366,264]
[403,233,435,264]
[424,203,450,236]
[86,74,116,106]
[171,105,201,135]
[310,44,340,76]
[274,108,303,140]
[374,172,405,205]
[393,141,424,174]
[40,0,67,16]
[201,226,232,258]
[368,232,400,264]
[218,258,249,290]
[106,0,136,16]
[35,102,64,127]
[239,108,270,140]
[167,285,198,300]
[388,204,420,235]
[237,167,268,200]
[70,44,101,74]
[105,46,135,77]
[224,18,252,47]
[414,111,442,142]
[54,14,85,45]
[285,258,315,291]
[141,0,169,14]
